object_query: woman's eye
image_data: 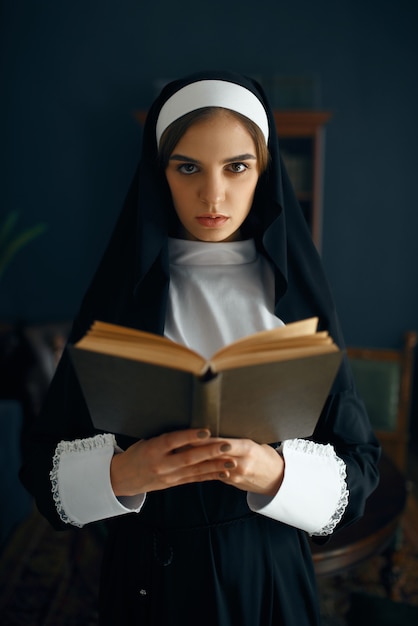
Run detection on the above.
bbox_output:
[178,163,198,175]
[228,163,248,173]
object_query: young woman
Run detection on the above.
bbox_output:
[21,71,380,626]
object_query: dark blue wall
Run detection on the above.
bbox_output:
[1,0,417,350]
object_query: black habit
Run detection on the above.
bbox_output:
[21,70,380,626]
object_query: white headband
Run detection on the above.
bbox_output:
[156,79,269,146]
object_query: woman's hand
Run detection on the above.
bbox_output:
[110,429,238,496]
[215,438,285,497]
[110,429,284,498]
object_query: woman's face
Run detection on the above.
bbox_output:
[165,111,260,242]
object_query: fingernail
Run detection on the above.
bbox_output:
[220,443,231,453]
[219,472,227,479]
[224,461,235,469]
[197,430,210,439]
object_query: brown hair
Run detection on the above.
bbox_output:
[158,107,270,173]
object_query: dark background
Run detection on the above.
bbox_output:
[1,1,417,435]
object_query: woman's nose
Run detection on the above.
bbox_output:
[199,172,225,207]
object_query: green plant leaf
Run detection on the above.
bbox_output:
[0,211,19,250]
[0,220,48,280]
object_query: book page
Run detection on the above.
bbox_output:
[76,322,207,374]
[211,342,339,372]
[74,317,338,377]
[210,317,319,359]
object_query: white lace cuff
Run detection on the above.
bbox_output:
[247,439,348,536]
[50,433,146,527]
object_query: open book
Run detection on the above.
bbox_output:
[69,318,342,443]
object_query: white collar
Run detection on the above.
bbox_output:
[168,237,257,267]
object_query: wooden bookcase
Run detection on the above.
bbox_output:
[273,111,332,251]
[136,110,331,251]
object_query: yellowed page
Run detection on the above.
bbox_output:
[211,342,339,372]
[211,317,319,360]
[76,322,205,374]
[75,317,336,377]
[75,337,206,375]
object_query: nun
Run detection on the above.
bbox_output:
[21,70,380,626]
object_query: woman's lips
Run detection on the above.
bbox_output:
[196,215,228,228]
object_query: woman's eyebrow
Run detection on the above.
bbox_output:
[169,153,257,164]
[222,153,257,163]
[169,154,200,164]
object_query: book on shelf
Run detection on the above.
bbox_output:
[69,317,342,444]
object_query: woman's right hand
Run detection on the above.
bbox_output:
[110,429,234,496]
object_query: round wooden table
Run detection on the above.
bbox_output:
[310,454,407,577]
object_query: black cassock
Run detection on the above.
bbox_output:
[100,483,320,625]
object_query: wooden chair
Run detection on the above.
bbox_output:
[311,331,416,582]
[347,331,417,473]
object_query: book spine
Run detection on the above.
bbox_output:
[191,375,221,435]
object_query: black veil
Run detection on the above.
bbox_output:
[71,71,338,348]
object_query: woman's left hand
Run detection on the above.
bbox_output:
[215,439,285,497]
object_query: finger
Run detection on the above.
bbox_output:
[161,460,233,487]
[158,428,212,453]
[180,470,232,485]
[211,438,254,459]
[168,442,233,470]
